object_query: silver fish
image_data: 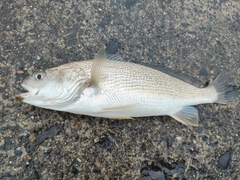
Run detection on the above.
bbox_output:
[17,46,238,126]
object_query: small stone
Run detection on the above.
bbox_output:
[93,166,101,174]
[14,150,22,157]
[27,155,32,160]
[176,136,182,141]
[17,70,24,74]
[70,166,79,175]
[33,169,40,179]
[199,68,208,76]
[21,120,29,126]
[35,55,41,60]
[77,158,81,163]
[149,170,165,180]
[147,161,152,166]
[29,134,36,143]
[166,136,173,148]
[218,150,232,169]
[94,137,100,143]
[108,128,116,135]
[73,134,79,140]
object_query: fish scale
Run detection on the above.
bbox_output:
[76,60,212,100]
[71,60,211,113]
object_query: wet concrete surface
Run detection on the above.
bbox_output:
[1,0,240,179]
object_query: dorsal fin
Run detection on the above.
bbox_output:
[94,45,106,60]
[106,54,123,61]
[89,45,108,91]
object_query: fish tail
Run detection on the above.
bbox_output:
[209,71,238,104]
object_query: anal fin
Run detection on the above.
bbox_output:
[108,116,134,120]
[171,106,199,126]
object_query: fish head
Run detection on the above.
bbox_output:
[20,71,60,102]
[17,66,89,109]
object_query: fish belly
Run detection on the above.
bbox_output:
[94,97,198,118]
[69,90,209,119]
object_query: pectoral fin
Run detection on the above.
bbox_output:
[171,106,199,126]
[100,104,135,113]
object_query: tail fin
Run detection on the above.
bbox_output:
[209,71,238,104]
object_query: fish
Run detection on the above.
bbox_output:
[16,46,238,126]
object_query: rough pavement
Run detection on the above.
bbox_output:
[1,0,240,179]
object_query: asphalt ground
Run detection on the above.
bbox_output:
[0,1,240,179]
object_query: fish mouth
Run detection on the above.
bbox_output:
[16,83,39,101]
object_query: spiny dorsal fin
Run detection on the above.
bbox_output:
[94,45,107,60]
[106,54,123,61]
[89,45,108,91]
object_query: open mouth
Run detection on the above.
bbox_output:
[15,83,39,101]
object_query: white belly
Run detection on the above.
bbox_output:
[66,89,195,119]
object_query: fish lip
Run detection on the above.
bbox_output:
[19,83,39,99]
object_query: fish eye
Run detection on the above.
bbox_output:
[35,73,43,80]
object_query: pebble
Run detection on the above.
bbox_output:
[33,169,40,179]
[166,136,173,148]
[35,55,41,60]
[27,155,32,160]
[93,166,101,174]
[70,166,79,175]
[176,136,182,141]
[218,150,232,169]
[199,68,208,76]
[148,170,165,180]
[17,70,24,74]
[29,134,36,143]
[14,150,23,157]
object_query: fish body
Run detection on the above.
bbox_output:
[17,46,238,126]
